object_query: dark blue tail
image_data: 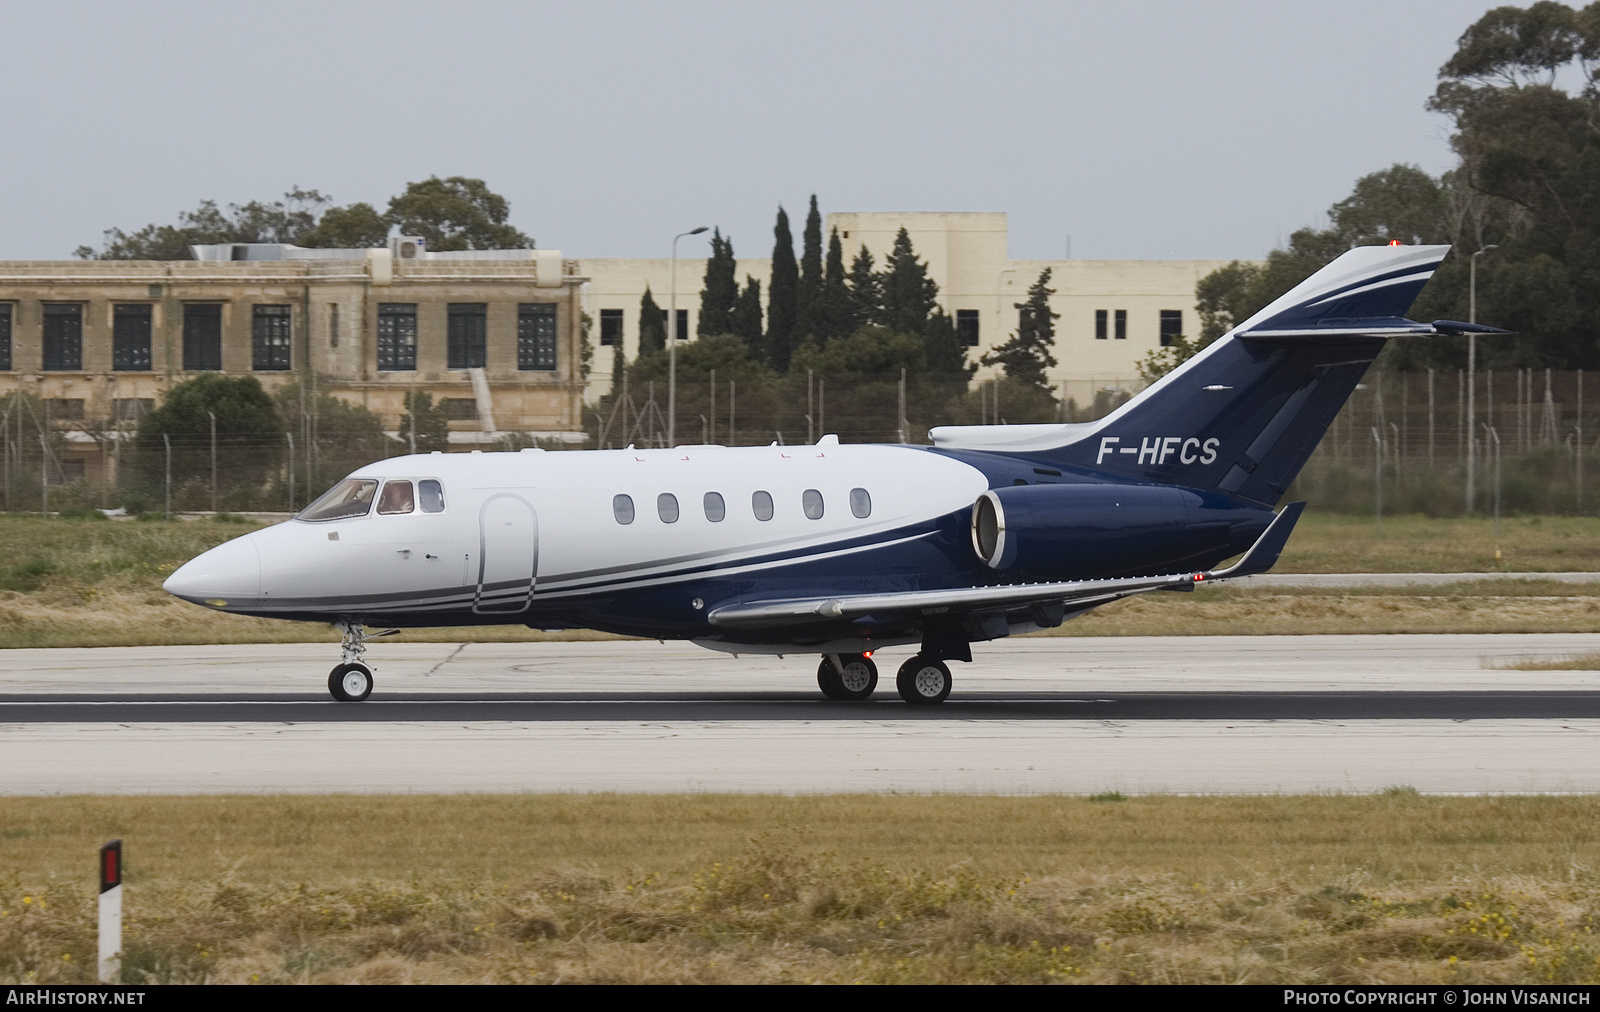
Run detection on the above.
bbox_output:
[932,244,1460,506]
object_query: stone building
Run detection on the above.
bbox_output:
[0,244,587,486]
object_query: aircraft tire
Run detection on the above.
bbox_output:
[817,655,878,701]
[328,663,374,702]
[896,656,952,705]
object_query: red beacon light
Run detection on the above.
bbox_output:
[1388,240,1402,246]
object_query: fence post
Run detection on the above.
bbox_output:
[39,433,47,519]
[162,433,171,520]
[1371,427,1383,537]
[208,409,217,513]
[898,368,907,444]
[287,432,295,512]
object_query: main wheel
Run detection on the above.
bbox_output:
[328,663,374,702]
[817,655,878,701]
[896,655,952,705]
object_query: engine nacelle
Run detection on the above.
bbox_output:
[970,482,1264,579]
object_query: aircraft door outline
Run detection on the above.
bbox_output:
[474,493,537,614]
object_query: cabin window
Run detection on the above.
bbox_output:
[377,480,415,515]
[802,489,824,520]
[298,478,378,521]
[419,479,445,513]
[752,490,774,521]
[748,489,774,522]
[657,493,680,523]
[849,487,871,518]
[612,494,635,525]
[703,491,726,522]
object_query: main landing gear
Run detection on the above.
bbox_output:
[328,621,396,702]
[816,652,955,704]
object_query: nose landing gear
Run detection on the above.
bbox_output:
[327,620,396,702]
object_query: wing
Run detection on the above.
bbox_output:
[708,502,1305,630]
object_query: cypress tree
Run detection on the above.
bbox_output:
[979,267,1059,389]
[924,309,973,379]
[847,244,881,332]
[638,285,666,356]
[793,194,824,342]
[766,206,798,371]
[697,228,738,336]
[731,276,764,345]
[880,227,938,337]
[817,227,851,343]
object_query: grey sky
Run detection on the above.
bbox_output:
[3,0,1496,263]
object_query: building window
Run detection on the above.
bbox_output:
[670,308,689,342]
[42,304,82,370]
[517,303,557,371]
[252,305,292,370]
[376,303,417,371]
[114,398,153,421]
[112,304,153,371]
[329,303,340,348]
[447,303,487,369]
[183,304,222,371]
[956,309,980,347]
[0,304,11,371]
[1095,309,1108,340]
[1114,309,1127,340]
[1160,310,1182,347]
[443,398,478,420]
[48,398,85,421]
[599,308,623,346]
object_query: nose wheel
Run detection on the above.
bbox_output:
[329,663,373,702]
[817,653,878,700]
[328,619,394,702]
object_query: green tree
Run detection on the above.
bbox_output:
[731,276,764,346]
[793,195,824,343]
[134,375,286,495]
[766,206,798,370]
[298,202,390,248]
[397,391,450,453]
[879,228,939,337]
[791,325,926,375]
[979,268,1059,389]
[77,188,336,259]
[638,286,667,356]
[847,244,881,331]
[386,176,532,251]
[273,381,391,484]
[697,229,738,336]
[816,227,852,343]
[924,309,974,380]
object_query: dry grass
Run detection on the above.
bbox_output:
[3,513,1600,647]
[2,794,1598,984]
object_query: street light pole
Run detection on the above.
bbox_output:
[1467,245,1499,512]
[668,226,709,447]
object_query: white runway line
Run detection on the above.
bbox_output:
[4,719,1600,795]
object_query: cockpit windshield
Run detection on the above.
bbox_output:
[297,478,379,522]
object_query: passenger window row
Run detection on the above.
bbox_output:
[612,488,871,525]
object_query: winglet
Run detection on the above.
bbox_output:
[1200,501,1306,581]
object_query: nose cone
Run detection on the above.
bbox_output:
[164,535,262,606]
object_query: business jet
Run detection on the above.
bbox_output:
[165,242,1503,703]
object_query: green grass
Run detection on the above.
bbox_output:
[2,794,1598,984]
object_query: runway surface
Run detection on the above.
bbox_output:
[3,635,1598,795]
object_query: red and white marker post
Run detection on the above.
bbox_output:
[97,839,121,984]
